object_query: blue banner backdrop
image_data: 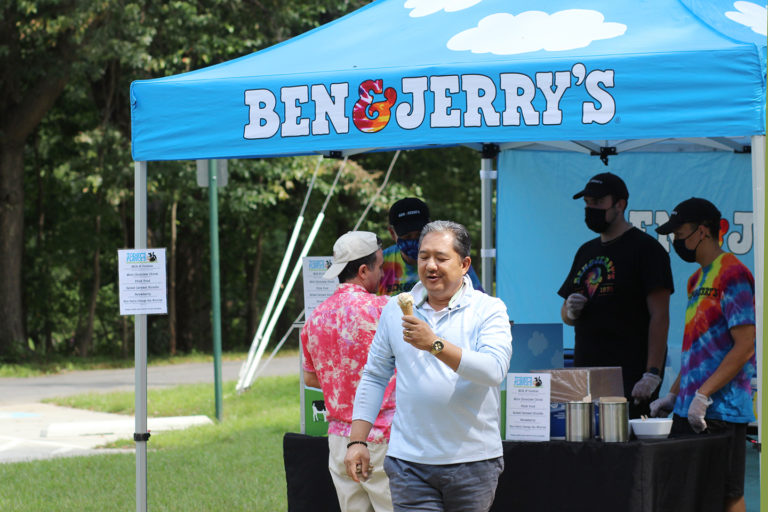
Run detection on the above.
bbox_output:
[496,150,754,388]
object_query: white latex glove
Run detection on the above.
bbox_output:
[565,293,588,320]
[649,392,677,418]
[631,372,663,403]
[687,391,713,433]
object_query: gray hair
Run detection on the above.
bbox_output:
[419,220,471,259]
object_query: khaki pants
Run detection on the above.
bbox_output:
[328,434,393,512]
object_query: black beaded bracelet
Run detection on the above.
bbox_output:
[346,440,368,449]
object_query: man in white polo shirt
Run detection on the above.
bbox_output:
[346,221,512,512]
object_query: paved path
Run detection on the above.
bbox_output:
[0,354,299,463]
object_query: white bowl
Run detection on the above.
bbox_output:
[629,418,673,439]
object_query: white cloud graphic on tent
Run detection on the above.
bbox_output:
[725,1,767,36]
[447,9,627,55]
[404,0,482,18]
[528,331,549,356]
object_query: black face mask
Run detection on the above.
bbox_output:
[672,227,701,263]
[585,207,610,233]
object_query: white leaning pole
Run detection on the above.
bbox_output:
[236,157,323,392]
[241,211,326,390]
[246,150,401,388]
[133,161,149,512]
[236,216,304,390]
[353,150,401,230]
[240,157,347,391]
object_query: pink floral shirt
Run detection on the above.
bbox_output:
[301,283,395,443]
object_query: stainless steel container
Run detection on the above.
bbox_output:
[565,401,593,442]
[599,400,629,442]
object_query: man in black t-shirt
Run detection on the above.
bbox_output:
[558,172,674,418]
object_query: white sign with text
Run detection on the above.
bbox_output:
[118,249,168,315]
[506,372,551,442]
[302,256,338,319]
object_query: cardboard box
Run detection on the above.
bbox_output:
[533,367,624,439]
[537,367,624,403]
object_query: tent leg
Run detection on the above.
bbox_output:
[208,160,224,421]
[480,144,499,294]
[751,135,766,506]
[133,161,148,512]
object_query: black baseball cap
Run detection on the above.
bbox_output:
[389,197,430,236]
[572,172,629,200]
[655,197,721,235]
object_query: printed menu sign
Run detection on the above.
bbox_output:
[302,256,337,319]
[505,372,551,442]
[118,249,168,315]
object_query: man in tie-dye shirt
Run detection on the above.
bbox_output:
[653,198,755,512]
[378,197,483,296]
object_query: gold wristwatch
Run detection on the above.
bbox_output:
[430,338,445,355]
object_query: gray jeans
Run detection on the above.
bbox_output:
[383,456,504,512]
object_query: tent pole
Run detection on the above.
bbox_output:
[751,135,766,506]
[208,160,224,421]
[480,144,499,294]
[133,161,148,512]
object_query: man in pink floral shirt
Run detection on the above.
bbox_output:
[302,231,395,512]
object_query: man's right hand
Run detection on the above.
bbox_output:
[565,293,588,320]
[344,442,372,482]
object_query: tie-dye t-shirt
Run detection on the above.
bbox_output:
[377,244,484,296]
[301,283,395,442]
[673,253,756,423]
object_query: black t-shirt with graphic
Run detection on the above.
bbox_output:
[558,227,674,391]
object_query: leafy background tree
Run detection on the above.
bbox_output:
[1,0,487,363]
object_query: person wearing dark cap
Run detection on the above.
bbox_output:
[378,197,482,296]
[651,198,755,512]
[558,172,674,418]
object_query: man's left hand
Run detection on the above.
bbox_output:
[631,372,662,403]
[401,316,435,352]
[687,391,713,433]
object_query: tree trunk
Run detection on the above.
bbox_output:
[169,199,178,356]
[246,229,265,344]
[0,143,26,358]
[79,213,101,357]
[0,71,68,360]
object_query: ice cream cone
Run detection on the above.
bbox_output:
[397,292,414,316]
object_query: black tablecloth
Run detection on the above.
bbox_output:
[283,433,730,512]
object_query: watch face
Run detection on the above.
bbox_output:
[432,340,444,353]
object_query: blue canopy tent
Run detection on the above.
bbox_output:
[130,0,766,507]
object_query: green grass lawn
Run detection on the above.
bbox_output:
[0,375,301,511]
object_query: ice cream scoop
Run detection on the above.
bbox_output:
[397,292,414,316]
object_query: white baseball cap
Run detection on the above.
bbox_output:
[323,231,380,280]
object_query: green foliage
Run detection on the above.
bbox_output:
[6,0,491,363]
[0,375,300,511]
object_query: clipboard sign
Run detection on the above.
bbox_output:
[118,248,168,315]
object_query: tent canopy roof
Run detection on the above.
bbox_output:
[130,0,766,161]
